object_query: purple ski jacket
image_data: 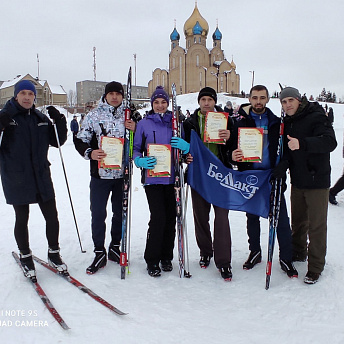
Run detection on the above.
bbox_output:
[133,110,178,185]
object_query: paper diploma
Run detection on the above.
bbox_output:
[238,128,263,162]
[204,111,228,143]
[147,144,171,177]
[100,136,124,169]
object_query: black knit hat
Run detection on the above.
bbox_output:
[104,81,124,97]
[198,87,217,103]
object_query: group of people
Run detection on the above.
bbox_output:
[0,79,338,285]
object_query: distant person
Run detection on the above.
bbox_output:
[0,80,68,279]
[224,101,234,117]
[79,114,85,128]
[74,81,137,274]
[178,106,186,122]
[329,131,344,205]
[185,109,191,118]
[70,115,79,136]
[276,87,337,284]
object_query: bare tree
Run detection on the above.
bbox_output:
[68,90,77,107]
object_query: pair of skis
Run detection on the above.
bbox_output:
[12,252,126,330]
[120,67,134,279]
[265,107,286,290]
[171,83,191,278]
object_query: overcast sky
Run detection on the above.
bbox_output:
[2,0,344,99]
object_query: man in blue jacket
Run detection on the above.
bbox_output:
[230,85,298,278]
[0,80,68,280]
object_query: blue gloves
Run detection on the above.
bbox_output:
[134,156,157,169]
[170,137,190,154]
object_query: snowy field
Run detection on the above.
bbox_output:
[0,94,343,344]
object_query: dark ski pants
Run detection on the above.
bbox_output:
[13,198,60,253]
[191,188,231,269]
[144,184,176,266]
[291,186,328,274]
[90,177,123,249]
[246,193,292,261]
[330,170,344,196]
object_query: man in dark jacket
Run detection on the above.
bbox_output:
[0,80,68,280]
[183,87,233,280]
[70,115,79,136]
[230,85,297,278]
[277,87,337,284]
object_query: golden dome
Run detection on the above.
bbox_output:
[183,3,209,37]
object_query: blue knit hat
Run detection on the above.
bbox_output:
[151,86,169,105]
[14,80,37,98]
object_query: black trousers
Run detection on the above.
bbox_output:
[144,184,176,265]
[13,198,60,253]
[330,171,344,196]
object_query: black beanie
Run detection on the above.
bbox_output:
[104,81,124,98]
[198,87,217,103]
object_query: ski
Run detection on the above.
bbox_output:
[120,67,133,279]
[265,104,286,290]
[32,255,127,316]
[12,251,70,330]
[171,83,191,278]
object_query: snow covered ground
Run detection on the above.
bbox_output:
[0,94,343,344]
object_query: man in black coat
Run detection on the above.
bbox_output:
[0,80,68,280]
[230,85,297,278]
[277,87,337,284]
[183,87,233,280]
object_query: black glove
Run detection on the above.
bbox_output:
[0,112,14,130]
[271,160,289,180]
[46,106,62,121]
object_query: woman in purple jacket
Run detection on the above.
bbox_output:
[133,86,189,277]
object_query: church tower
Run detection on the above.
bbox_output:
[148,2,240,96]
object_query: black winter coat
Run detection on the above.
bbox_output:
[183,106,233,167]
[228,104,281,171]
[0,98,67,205]
[283,98,337,189]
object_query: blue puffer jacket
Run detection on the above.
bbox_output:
[0,98,67,205]
[133,110,176,185]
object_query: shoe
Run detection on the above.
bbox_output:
[304,271,320,284]
[292,251,307,262]
[219,267,232,281]
[280,259,298,278]
[160,260,173,272]
[243,250,262,270]
[108,244,120,263]
[329,192,338,205]
[86,248,107,274]
[48,248,68,274]
[199,256,211,268]
[19,250,37,281]
[147,264,161,277]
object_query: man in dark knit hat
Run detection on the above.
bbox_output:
[275,86,337,284]
[183,87,234,281]
[0,79,68,280]
[74,80,137,274]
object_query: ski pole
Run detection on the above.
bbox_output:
[182,179,191,277]
[53,122,86,253]
[0,131,3,147]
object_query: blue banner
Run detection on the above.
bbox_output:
[188,131,272,218]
